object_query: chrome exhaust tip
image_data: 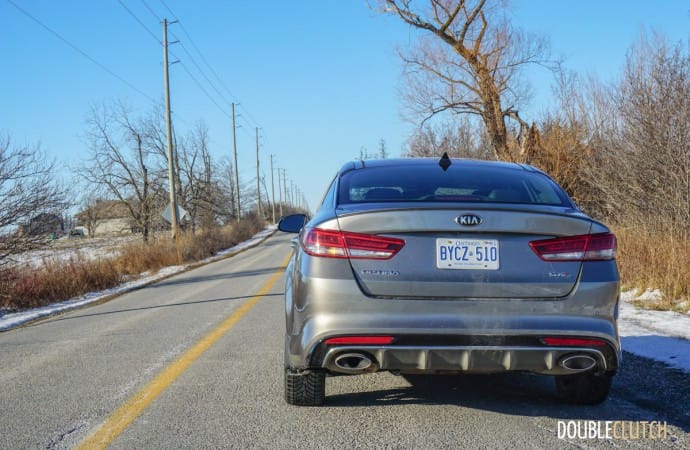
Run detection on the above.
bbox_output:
[558,354,597,372]
[332,353,376,374]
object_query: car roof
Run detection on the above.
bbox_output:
[337,157,541,176]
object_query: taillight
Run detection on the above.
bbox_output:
[302,229,347,258]
[542,337,608,347]
[529,233,616,261]
[302,228,404,259]
[324,336,395,345]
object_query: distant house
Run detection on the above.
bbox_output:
[19,213,64,237]
[75,200,135,237]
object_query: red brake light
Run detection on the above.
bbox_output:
[542,337,608,347]
[302,228,347,258]
[324,336,395,345]
[302,228,404,259]
[529,233,616,261]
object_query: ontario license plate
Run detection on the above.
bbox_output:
[436,239,500,270]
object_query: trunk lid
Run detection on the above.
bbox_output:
[336,205,593,299]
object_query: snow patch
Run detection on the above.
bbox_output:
[621,287,664,303]
[618,301,690,372]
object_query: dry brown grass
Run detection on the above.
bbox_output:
[614,226,690,313]
[114,239,180,276]
[0,257,123,310]
[0,217,265,311]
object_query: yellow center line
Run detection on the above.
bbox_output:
[77,252,292,450]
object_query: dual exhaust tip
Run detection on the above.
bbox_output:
[329,352,598,374]
[558,354,597,372]
[332,353,377,374]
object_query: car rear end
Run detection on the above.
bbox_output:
[282,158,620,406]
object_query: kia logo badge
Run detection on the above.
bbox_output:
[456,214,481,226]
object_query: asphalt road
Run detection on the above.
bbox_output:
[1,232,688,449]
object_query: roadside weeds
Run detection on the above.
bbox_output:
[0,218,265,312]
[614,226,690,314]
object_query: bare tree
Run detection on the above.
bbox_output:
[616,33,690,234]
[0,135,68,266]
[378,139,389,159]
[218,157,238,223]
[404,116,491,158]
[82,102,167,242]
[77,193,107,237]
[533,32,690,233]
[141,103,185,208]
[539,68,624,220]
[380,0,551,160]
[176,122,227,230]
[239,176,262,217]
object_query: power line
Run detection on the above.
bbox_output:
[139,0,161,22]
[238,124,254,141]
[169,28,235,111]
[154,1,241,124]
[170,34,231,111]
[176,60,231,119]
[6,0,157,103]
[157,0,264,131]
[116,0,161,45]
[238,104,262,130]
[158,0,240,104]
[155,0,275,172]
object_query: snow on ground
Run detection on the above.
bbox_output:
[619,291,690,373]
[9,235,139,268]
[1,230,688,374]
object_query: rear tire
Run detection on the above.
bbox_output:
[285,369,326,406]
[555,372,613,405]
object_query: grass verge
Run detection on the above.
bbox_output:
[0,217,265,311]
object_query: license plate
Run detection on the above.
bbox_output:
[436,239,500,270]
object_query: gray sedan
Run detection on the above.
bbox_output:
[279,156,620,406]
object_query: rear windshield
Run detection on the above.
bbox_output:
[337,165,572,206]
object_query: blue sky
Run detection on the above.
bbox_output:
[2,1,688,212]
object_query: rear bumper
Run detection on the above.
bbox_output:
[285,277,621,375]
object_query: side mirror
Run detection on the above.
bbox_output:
[278,214,308,233]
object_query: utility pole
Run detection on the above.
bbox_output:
[282,169,288,209]
[291,181,296,210]
[277,166,283,218]
[163,18,180,254]
[270,154,276,223]
[255,127,262,220]
[231,103,240,222]
[288,178,293,208]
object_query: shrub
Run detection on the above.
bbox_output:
[0,256,122,310]
[615,226,690,313]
